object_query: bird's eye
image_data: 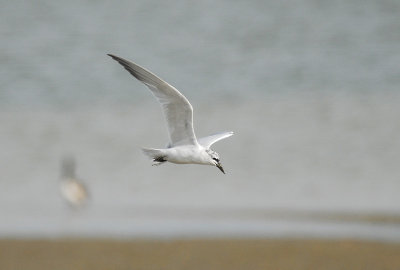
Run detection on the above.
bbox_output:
[212,158,219,162]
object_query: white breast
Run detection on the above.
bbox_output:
[60,178,88,207]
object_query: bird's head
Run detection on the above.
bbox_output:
[206,149,225,174]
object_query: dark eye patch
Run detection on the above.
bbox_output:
[212,157,219,162]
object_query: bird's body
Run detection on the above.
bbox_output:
[60,178,88,207]
[108,54,233,173]
[143,145,211,165]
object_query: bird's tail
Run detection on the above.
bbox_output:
[142,148,167,165]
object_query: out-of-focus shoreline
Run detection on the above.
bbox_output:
[1,238,400,270]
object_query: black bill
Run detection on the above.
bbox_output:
[216,163,225,174]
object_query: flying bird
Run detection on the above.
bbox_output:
[108,54,233,173]
[60,156,88,208]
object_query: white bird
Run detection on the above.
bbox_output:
[60,156,88,208]
[108,54,233,173]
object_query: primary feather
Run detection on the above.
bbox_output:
[108,54,197,147]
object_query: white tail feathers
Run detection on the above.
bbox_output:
[141,148,166,164]
[142,148,161,158]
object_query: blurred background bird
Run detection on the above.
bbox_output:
[59,156,89,209]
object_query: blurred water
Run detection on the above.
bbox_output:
[1,0,400,240]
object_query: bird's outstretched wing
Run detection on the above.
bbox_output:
[108,54,197,146]
[198,131,233,149]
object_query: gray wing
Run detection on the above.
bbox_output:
[198,131,234,149]
[108,54,197,146]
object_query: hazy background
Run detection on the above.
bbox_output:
[1,0,400,241]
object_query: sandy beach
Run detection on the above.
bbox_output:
[1,238,400,270]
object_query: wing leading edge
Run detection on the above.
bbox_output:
[108,54,197,146]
